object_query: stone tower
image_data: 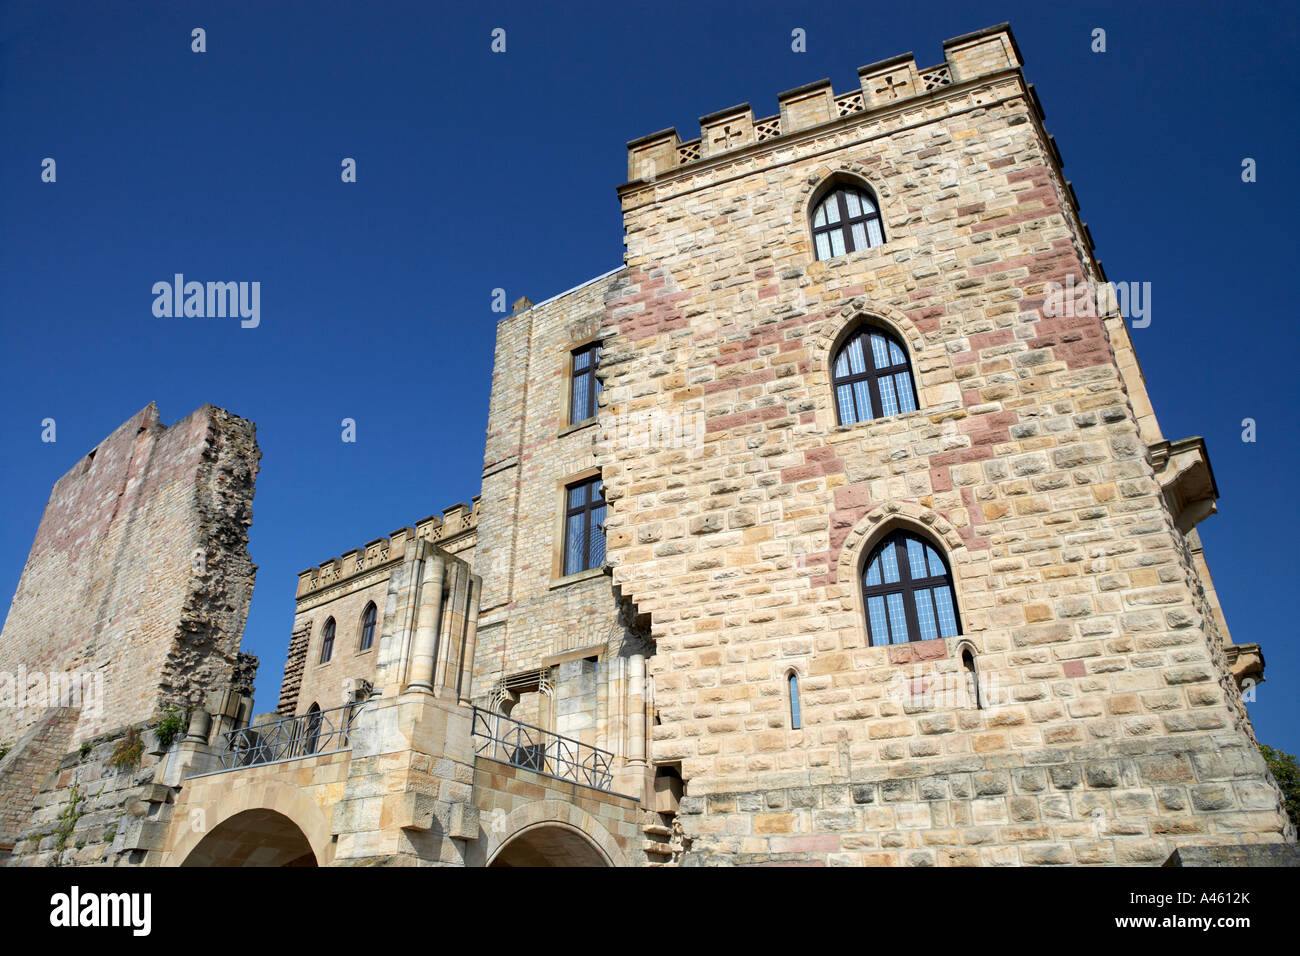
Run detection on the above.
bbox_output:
[591,23,1292,864]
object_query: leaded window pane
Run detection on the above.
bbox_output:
[572,376,590,421]
[878,376,899,417]
[852,380,873,422]
[895,372,917,413]
[880,542,900,584]
[886,593,909,643]
[867,595,889,646]
[865,218,883,247]
[836,384,856,425]
[830,230,846,257]
[870,333,890,369]
[906,538,928,578]
[934,586,959,638]
[915,589,939,642]
[815,233,831,260]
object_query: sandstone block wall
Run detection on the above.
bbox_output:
[593,25,1293,863]
[0,403,260,747]
[473,276,647,756]
[280,505,478,719]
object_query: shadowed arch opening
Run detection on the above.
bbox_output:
[180,809,317,867]
[488,823,610,867]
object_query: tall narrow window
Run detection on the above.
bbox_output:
[811,185,884,260]
[303,703,321,755]
[861,531,961,646]
[359,602,377,651]
[961,646,981,710]
[788,672,802,730]
[832,326,918,424]
[563,476,606,575]
[570,342,601,424]
[319,617,335,663]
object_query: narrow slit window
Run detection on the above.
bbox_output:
[359,602,377,651]
[788,672,802,730]
[319,617,336,664]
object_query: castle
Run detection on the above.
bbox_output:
[0,23,1293,867]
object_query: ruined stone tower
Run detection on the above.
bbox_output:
[0,403,259,862]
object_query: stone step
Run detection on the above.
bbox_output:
[644,841,673,856]
[642,823,672,837]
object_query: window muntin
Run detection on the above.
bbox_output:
[319,617,335,663]
[812,185,884,260]
[862,531,960,646]
[832,327,917,424]
[570,343,601,424]
[563,477,606,575]
[359,602,377,651]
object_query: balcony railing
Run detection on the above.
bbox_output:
[470,706,613,792]
[218,702,359,770]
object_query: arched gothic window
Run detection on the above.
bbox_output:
[811,184,884,260]
[861,531,961,646]
[359,602,377,651]
[319,617,335,664]
[303,703,321,755]
[832,326,918,424]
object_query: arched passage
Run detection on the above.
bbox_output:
[181,809,317,867]
[488,823,610,867]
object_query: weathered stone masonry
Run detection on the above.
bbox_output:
[594,24,1294,864]
[0,403,260,863]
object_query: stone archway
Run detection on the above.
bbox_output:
[479,798,629,867]
[180,809,317,867]
[161,780,334,867]
[488,822,610,867]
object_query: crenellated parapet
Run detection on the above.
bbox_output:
[296,496,480,599]
[626,23,1024,183]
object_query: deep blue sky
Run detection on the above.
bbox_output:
[2,1,1296,751]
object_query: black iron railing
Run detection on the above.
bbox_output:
[218,702,359,770]
[470,706,613,792]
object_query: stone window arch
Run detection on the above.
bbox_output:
[358,602,378,651]
[830,322,919,424]
[319,617,335,664]
[860,529,962,646]
[787,670,803,730]
[809,177,885,260]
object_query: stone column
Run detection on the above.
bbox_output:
[628,652,646,766]
[457,575,483,705]
[184,707,212,744]
[405,554,446,694]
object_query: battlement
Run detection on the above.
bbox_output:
[625,23,1023,183]
[296,496,480,598]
